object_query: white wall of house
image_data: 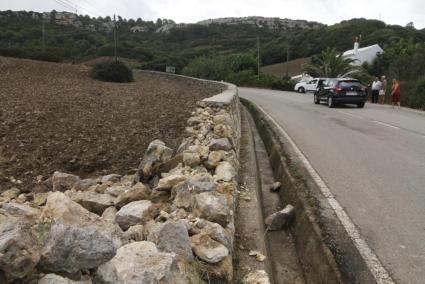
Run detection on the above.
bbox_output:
[343,44,383,66]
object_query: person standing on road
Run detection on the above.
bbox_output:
[371,77,382,104]
[391,78,401,109]
[379,75,387,104]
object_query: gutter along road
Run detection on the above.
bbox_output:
[240,88,425,284]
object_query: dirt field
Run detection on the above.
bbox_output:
[0,56,223,192]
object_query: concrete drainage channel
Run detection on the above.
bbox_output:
[239,98,390,284]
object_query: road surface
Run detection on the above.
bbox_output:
[239,88,425,284]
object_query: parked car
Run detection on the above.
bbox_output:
[314,78,367,108]
[294,78,327,93]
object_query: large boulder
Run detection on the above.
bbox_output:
[37,192,122,274]
[114,183,151,208]
[115,200,155,230]
[193,192,230,227]
[96,241,187,284]
[0,211,40,282]
[52,172,80,192]
[147,220,193,260]
[135,140,173,182]
[190,234,229,264]
[69,191,115,215]
[39,274,92,284]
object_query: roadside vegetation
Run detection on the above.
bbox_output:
[0,10,424,107]
[91,60,134,83]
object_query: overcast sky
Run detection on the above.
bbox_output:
[1,0,424,28]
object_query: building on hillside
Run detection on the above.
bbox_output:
[342,41,383,66]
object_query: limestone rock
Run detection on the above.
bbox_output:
[206,151,223,168]
[101,206,118,223]
[115,183,151,208]
[265,204,295,231]
[183,152,201,167]
[208,138,233,151]
[173,185,192,210]
[38,192,121,274]
[69,191,116,215]
[155,175,187,191]
[2,202,40,219]
[101,174,121,184]
[72,178,98,191]
[115,200,154,230]
[52,172,80,192]
[195,219,232,250]
[124,225,144,241]
[213,114,232,126]
[136,140,173,182]
[190,234,229,263]
[1,187,20,200]
[147,220,193,260]
[96,241,185,284]
[243,270,270,284]
[215,161,237,182]
[213,124,231,138]
[0,212,40,282]
[193,192,230,227]
[105,185,129,197]
[270,181,282,193]
[39,274,92,284]
[33,192,48,206]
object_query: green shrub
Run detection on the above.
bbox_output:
[91,60,134,83]
[401,77,425,110]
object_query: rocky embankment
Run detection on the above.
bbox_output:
[0,82,241,283]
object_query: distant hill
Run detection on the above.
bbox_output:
[1,10,425,73]
[261,57,311,78]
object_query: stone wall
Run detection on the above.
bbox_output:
[0,76,241,283]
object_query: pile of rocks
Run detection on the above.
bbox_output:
[0,85,241,283]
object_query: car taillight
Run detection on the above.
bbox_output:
[334,87,343,93]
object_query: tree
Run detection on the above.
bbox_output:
[302,47,366,78]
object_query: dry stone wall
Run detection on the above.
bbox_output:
[0,76,241,283]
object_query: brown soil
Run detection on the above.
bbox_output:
[0,56,223,192]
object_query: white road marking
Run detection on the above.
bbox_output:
[255,103,395,284]
[372,121,400,130]
[334,109,401,130]
[335,110,365,119]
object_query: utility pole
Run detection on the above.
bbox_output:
[257,36,260,79]
[286,45,290,78]
[113,14,117,63]
[41,20,46,53]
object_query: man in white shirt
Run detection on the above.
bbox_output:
[371,77,382,104]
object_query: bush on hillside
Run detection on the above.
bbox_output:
[91,60,134,83]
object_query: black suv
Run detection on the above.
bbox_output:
[314,78,367,108]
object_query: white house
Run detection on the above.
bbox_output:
[342,41,383,66]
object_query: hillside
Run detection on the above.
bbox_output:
[261,57,310,78]
[0,56,222,191]
[1,10,425,74]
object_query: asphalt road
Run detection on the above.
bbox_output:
[239,88,425,284]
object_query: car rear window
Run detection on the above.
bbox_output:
[339,81,362,88]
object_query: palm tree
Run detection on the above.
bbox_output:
[302,47,366,78]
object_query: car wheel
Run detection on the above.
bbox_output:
[357,102,365,108]
[328,96,335,108]
[314,94,320,104]
[298,87,305,93]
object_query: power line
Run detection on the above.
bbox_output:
[61,0,103,17]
